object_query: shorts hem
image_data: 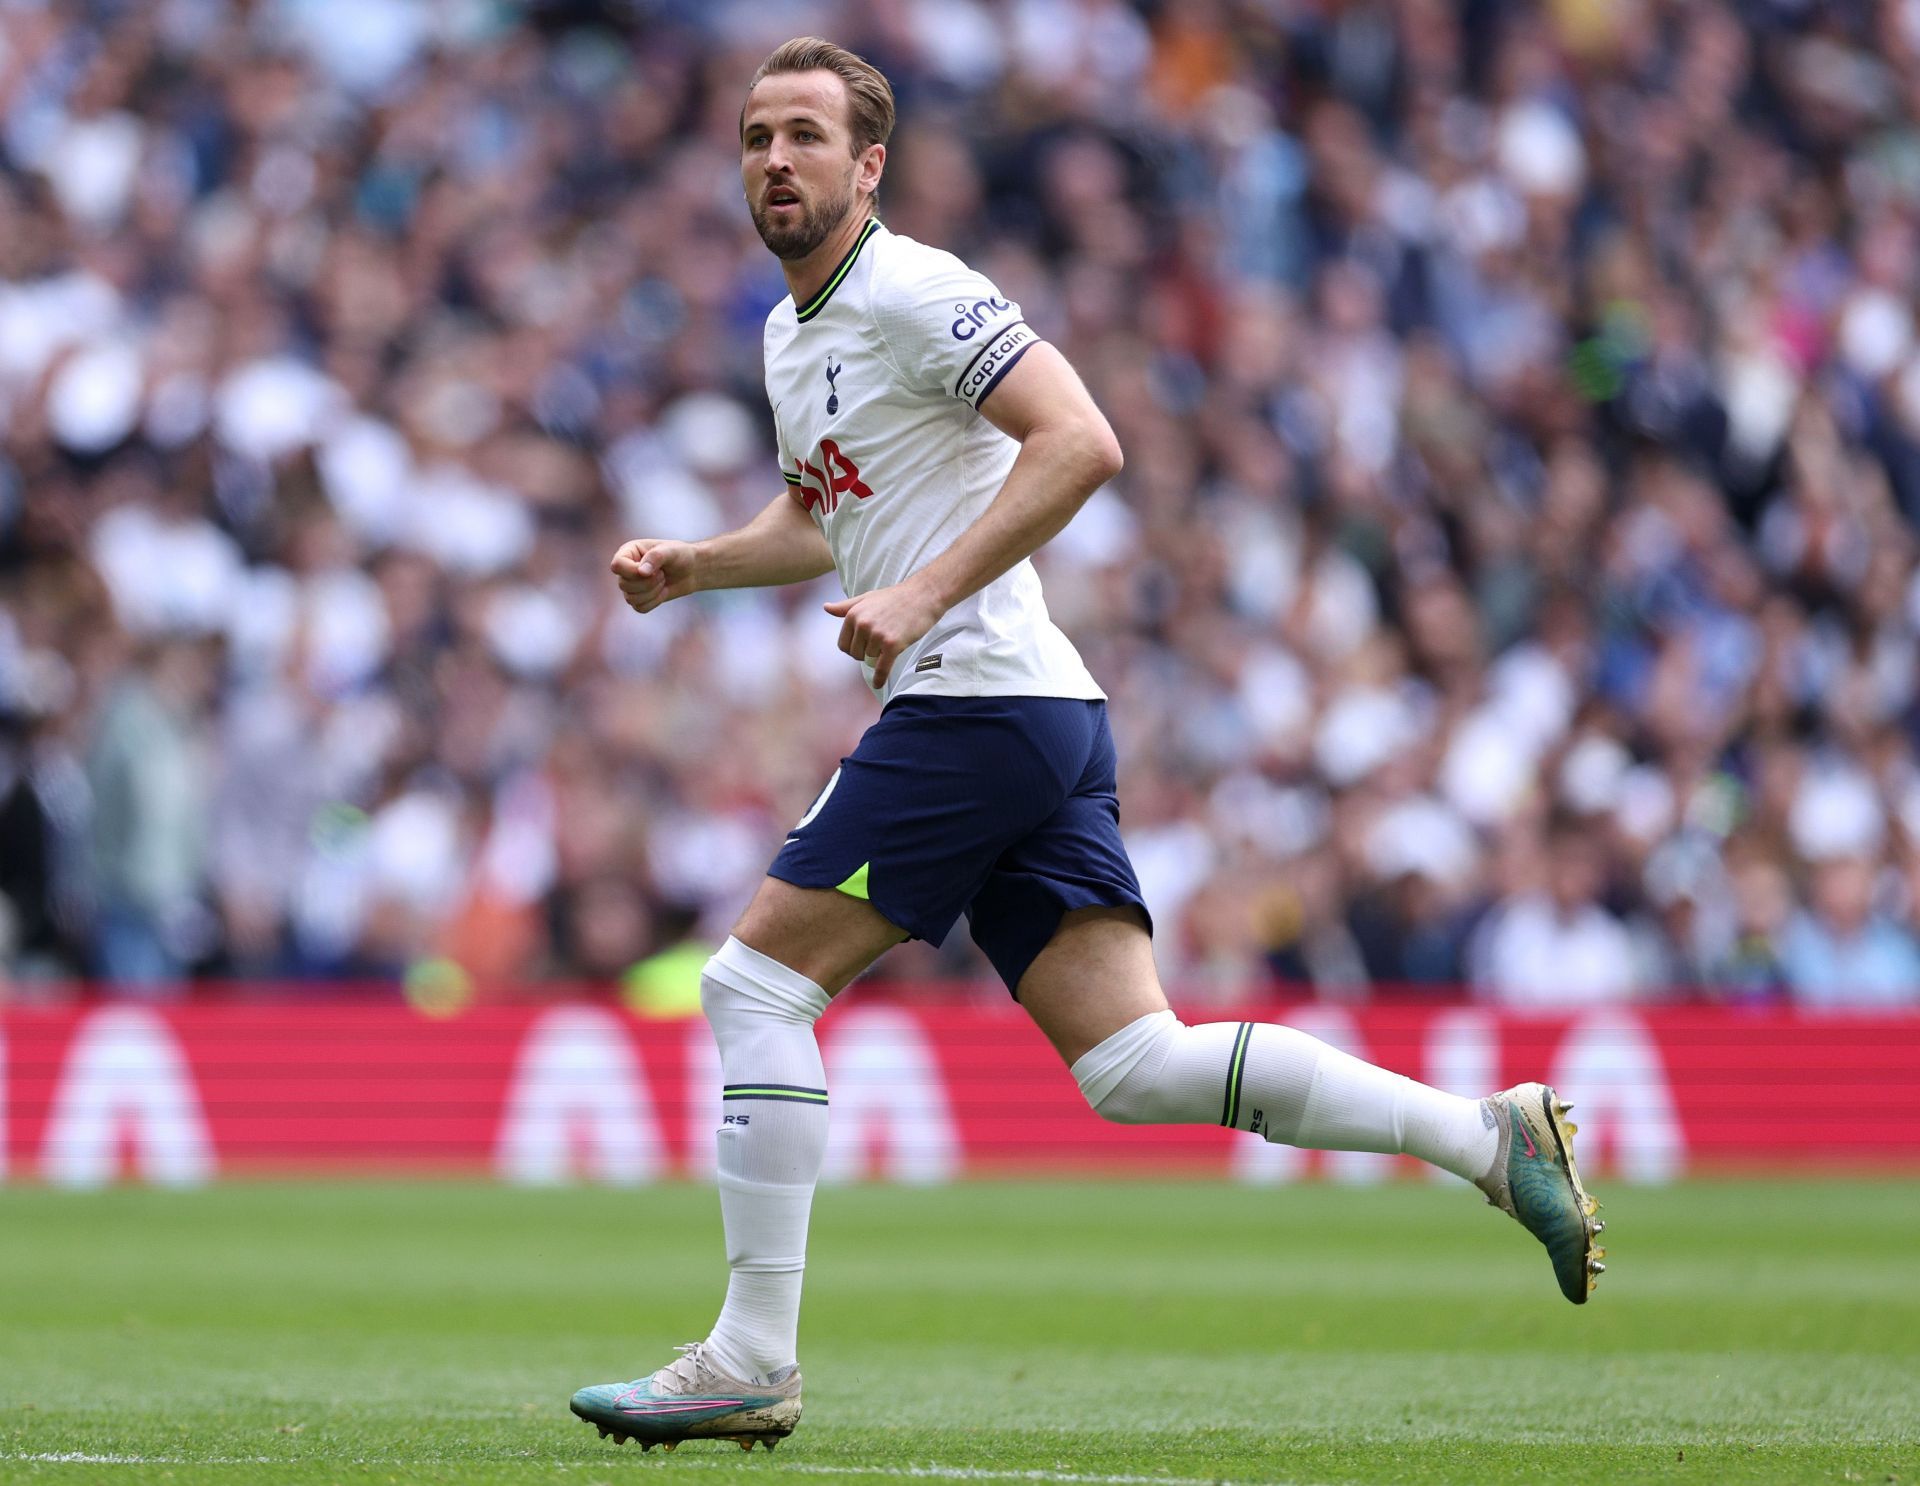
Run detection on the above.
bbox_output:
[762,863,955,947]
[979,886,1153,998]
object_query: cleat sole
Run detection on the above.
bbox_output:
[1539,1084,1605,1303]
[1479,1082,1608,1306]
[714,1431,791,1451]
[590,1423,795,1452]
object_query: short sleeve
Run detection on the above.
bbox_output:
[773,416,802,493]
[872,251,1042,412]
[764,334,804,493]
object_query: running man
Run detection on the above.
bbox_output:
[570,37,1604,1454]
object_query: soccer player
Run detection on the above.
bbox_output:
[569,37,1605,1453]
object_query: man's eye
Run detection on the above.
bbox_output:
[796,131,817,143]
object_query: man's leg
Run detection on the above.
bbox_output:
[689,698,1081,1391]
[1016,908,1604,1303]
[1017,907,1498,1179]
[571,877,903,1447]
[702,878,905,1382]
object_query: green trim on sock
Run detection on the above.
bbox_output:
[722,1086,830,1105]
[1221,1022,1253,1128]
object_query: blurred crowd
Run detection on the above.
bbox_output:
[4,0,1920,1009]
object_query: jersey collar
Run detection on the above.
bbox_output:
[794,217,882,324]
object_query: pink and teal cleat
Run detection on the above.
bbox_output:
[1476,1082,1607,1304]
[570,1342,802,1452]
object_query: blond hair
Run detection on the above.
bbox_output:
[741,37,896,156]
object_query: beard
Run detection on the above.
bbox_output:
[750,176,857,260]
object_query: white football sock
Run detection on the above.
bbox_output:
[698,937,831,1383]
[1071,1010,1496,1180]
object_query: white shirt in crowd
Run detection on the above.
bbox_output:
[1471,894,1641,1008]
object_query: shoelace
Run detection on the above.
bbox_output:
[653,1342,714,1394]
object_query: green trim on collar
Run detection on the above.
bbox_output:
[795,218,881,323]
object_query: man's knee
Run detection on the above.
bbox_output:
[1070,1008,1184,1124]
[701,937,831,1032]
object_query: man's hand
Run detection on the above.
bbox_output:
[823,579,947,690]
[612,539,700,613]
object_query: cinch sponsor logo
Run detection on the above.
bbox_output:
[957,323,1034,403]
[950,296,1012,340]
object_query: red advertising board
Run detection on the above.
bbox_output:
[2,999,1917,1184]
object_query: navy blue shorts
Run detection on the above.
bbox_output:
[768,696,1150,994]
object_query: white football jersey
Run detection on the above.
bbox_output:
[764,220,1104,705]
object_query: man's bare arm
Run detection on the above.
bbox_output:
[613,491,835,613]
[823,344,1122,685]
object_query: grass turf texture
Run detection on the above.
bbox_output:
[0,1180,1915,1486]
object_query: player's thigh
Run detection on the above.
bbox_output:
[1015,905,1169,1067]
[731,875,907,997]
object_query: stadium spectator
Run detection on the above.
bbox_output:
[2,0,1920,1006]
[1778,854,1920,1008]
[1470,815,1643,1007]
[83,636,216,988]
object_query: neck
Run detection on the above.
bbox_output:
[782,209,873,306]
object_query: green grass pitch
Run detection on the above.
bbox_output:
[0,1178,1915,1485]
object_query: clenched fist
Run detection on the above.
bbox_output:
[611,539,700,613]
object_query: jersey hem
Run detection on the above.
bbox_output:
[879,677,1108,707]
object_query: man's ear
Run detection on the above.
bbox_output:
[858,142,887,199]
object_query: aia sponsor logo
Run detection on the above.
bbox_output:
[950,295,1012,340]
[794,437,874,515]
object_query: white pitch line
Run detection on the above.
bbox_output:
[4,1450,1315,1486]
[6,1455,181,1465]
[7,1456,151,1465]
[5,1456,177,1465]
[627,1459,1316,1486]
[2,1454,274,1466]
